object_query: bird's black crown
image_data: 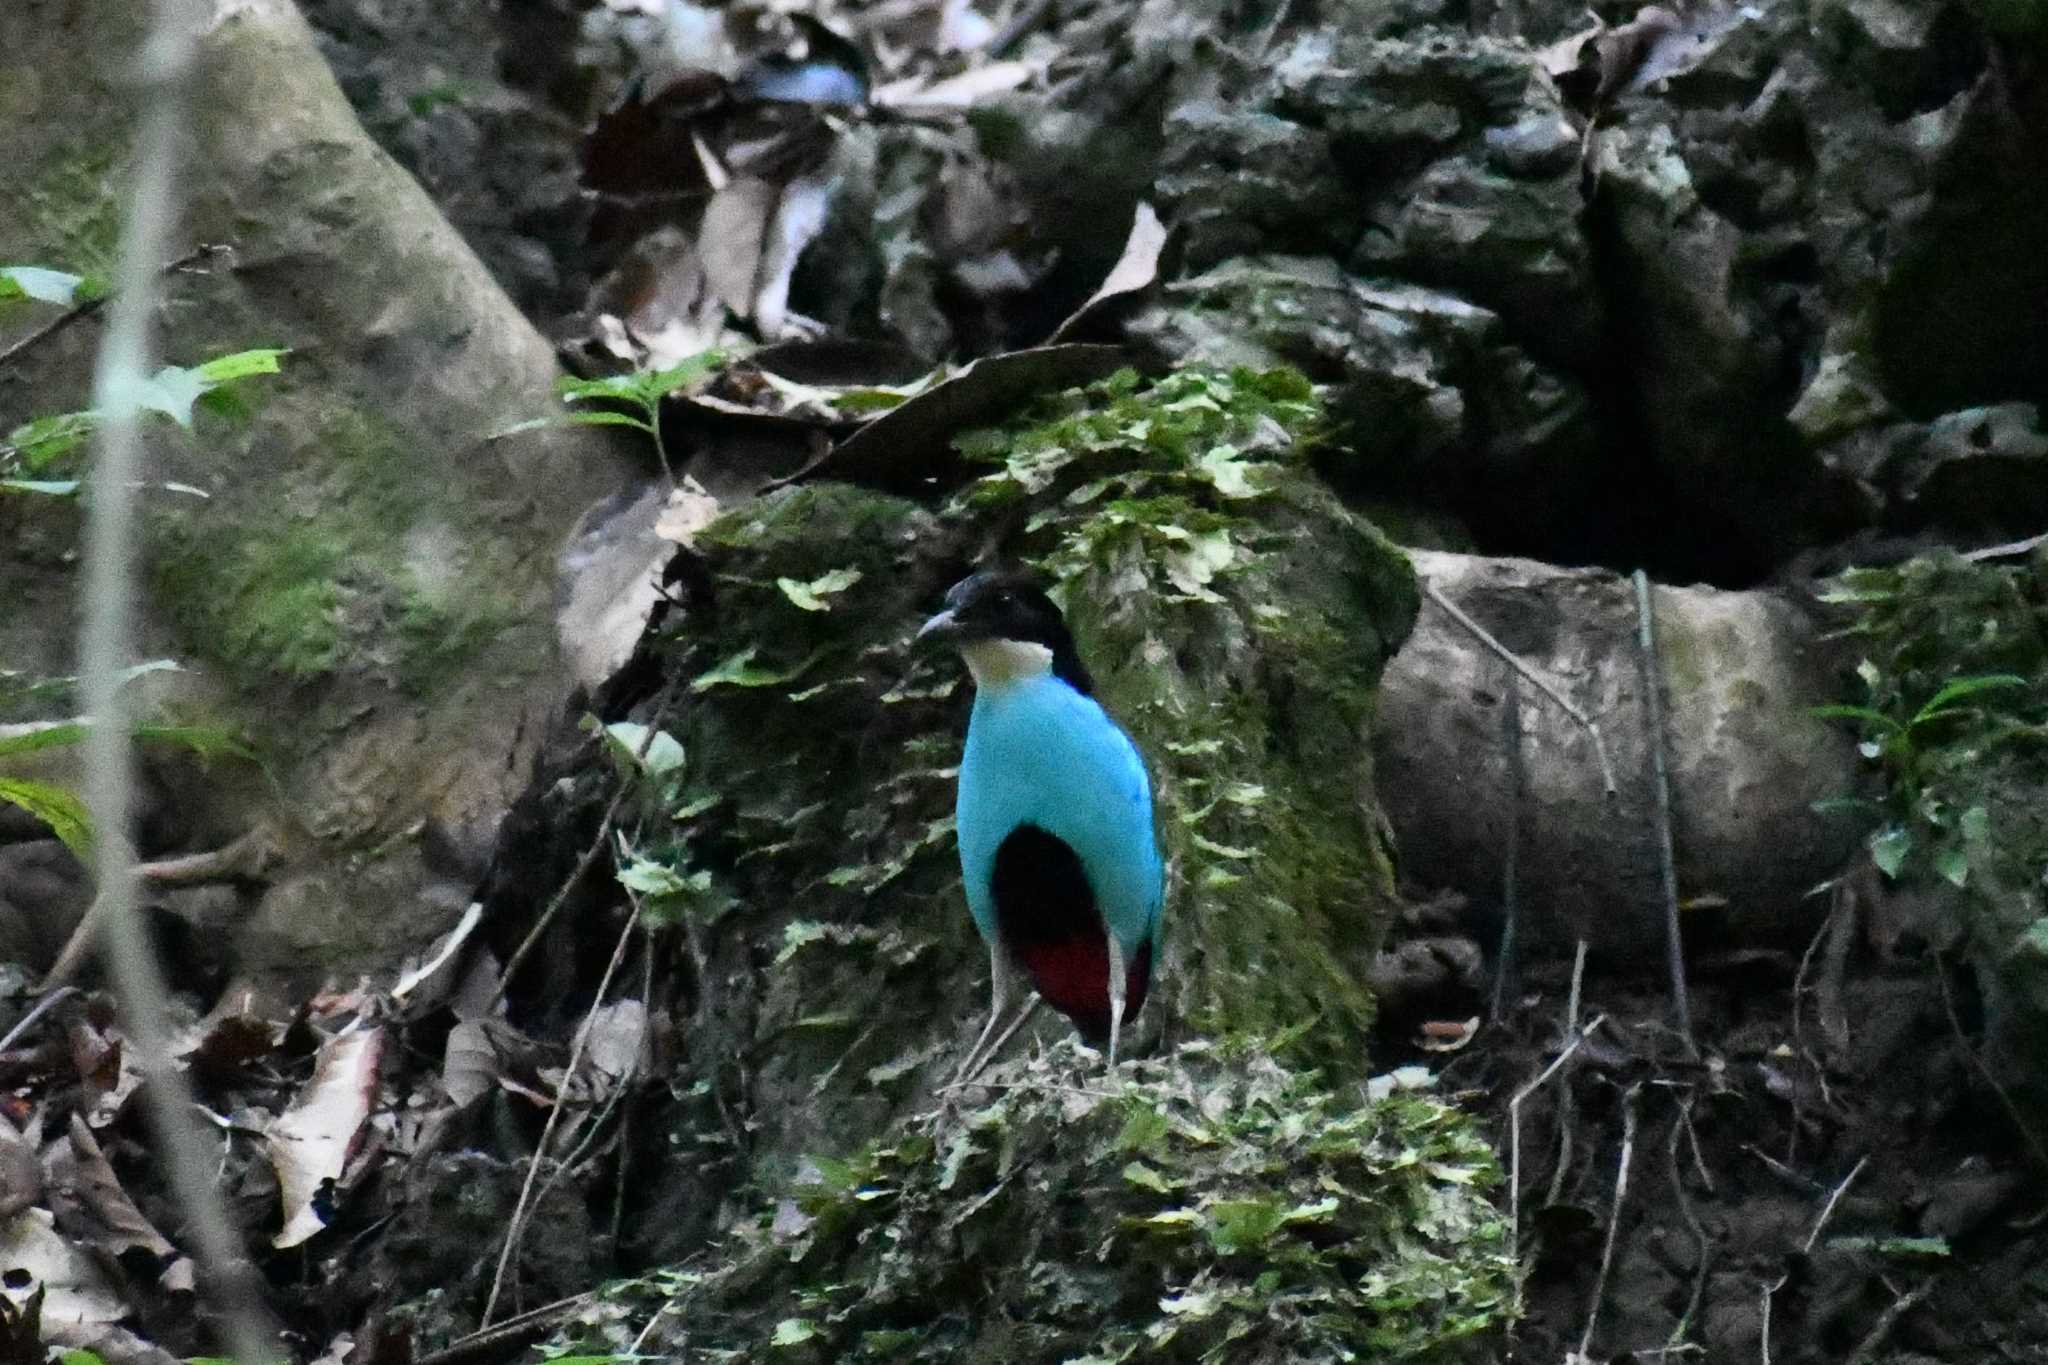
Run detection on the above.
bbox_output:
[921,571,1095,694]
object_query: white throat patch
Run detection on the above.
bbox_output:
[960,638,1055,688]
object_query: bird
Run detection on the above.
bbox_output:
[915,570,1163,1074]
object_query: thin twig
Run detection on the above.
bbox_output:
[934,1075,1120,1100]
[1744,1143,1822,1194]
[1961,530,2048,561]
[414,1293,595,1365]
[1577,1082,1642,1360]
[490,677,682,1009]
[1491,669,1522,1023]
[483,898,643,1325]
[43,827,280,989]
[0,243,228,374]
[1665,1096,1712,1350]
[1843,1277,1934,1365]
[1422,578,1619,796]
[1935,954,2048,1179]
[1802,1155,1867,1252]
[1547,941,1589,1208]
[77,4,275,1357]
[1509,1004,1608,1247]
[1759,1271,1788,1365]
[1634,570,1695,1059]
[629,1301,677,1355]
[0,986,77,1053]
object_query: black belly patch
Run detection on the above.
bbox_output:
[992,824,1098,950]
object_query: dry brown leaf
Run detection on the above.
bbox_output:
[48,1115,176,1263]
[440,1021,496,1108]
[1416,1016,1482,1053]
[577,1000,651,1096]
[267,1026,384,1248]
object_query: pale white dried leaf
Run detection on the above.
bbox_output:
[0,1207,126,1324]
[268,1027,385,1248]
[654,476,723,546]
[875,58,1037,107]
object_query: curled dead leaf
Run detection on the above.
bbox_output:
[267,1027,385,1249]
[44,1115,179,1295]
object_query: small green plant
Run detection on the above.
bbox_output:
[0,662,252,858]
[1812,553,2048,888]
[2,342,286,496]
[498,352,725,482]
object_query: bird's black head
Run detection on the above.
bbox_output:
[916,571,1095,695]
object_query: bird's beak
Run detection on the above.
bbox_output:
[915,607,962,647]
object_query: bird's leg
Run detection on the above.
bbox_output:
[951,942,1010,1085]
[1107,938,1128,1068]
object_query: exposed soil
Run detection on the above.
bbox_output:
[1404,922,2048,1362]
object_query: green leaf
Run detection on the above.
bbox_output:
[2021,918,2048,958]
[0,778,92,857]
[132,364,212,427]
[690,646,824,693]
[600,721,686,778]
[560,352,724,411]
[192,347,287,384]
[1206,1198,1287,1255]
[6,410,98,468]
[776,568,863,612]
[770,1317,820,1347]
[131,724,254,763]
[1912,673,2030,726]
[1870,826,1911,878]
[1826,1234,1951,1258]
[1960,804,1991,843]
[1933,842,1969,888]
[0,722,89,758]
[1121,1161,1176,1193]
[616,856,694,897]
[560,409,656,435]
[1809,703,1896,731]
[0,266,86,305]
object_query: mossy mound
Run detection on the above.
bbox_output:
[622,366,1417,1260]
[635,367,1419,1206]
[604,1042,1513,1363]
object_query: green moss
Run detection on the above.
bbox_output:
[148,405,521,696]
[581,1043,1511,1363]
[18,141,125,279]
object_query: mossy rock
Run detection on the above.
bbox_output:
[634,367,1417,1235]
[584,1042,1513,1363]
